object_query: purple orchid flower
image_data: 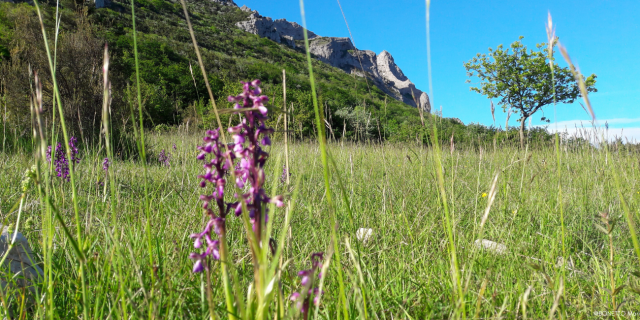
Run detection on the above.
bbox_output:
[69,136,80,165]
[102,158,110,172]
[290,252,325,319]
[189,80,285,276]
[227,80,283,240]
[158,149,171,166]
[53,142,69,181]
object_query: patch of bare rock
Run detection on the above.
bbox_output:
[234,2,431,112]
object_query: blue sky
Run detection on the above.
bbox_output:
[237,0,640,142]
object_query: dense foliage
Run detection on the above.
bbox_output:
[0,0,562,151]
[464,36,597,147]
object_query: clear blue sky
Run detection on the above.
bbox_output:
[237,0,640,142]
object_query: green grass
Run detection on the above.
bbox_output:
[1,131,639,318]
[1,1,639,319]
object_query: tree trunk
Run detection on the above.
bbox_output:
[519,117,527,148]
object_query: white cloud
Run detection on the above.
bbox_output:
[542,126,640,144]
[536,118,640,144]
[545,117,640,128]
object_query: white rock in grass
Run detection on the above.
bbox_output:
[555,256,586,277]
[555,256,575,270]
[356,228,374,244]
[474,239,507,255]
[0,225,43,298]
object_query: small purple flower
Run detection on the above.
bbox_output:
[97,158,110,187]
[69,136,80,165]
[173,143,177,151]
[47,137,81,181]
[189,80,285,275]
[53,142,70,181]
[189,218,221,273]
[158,149,171,166]
[290,252,325,318]
[190,129,235,273]
[102,158,110,172]
[46,145,52,163]
[227,80,281,240]
[280,165,290,184]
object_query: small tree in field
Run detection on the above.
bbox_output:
[464,36,597,147]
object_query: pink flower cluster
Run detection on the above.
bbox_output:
[189,80,283,273]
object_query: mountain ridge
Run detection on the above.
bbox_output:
[1,0,456,144]
[231,1,431,112]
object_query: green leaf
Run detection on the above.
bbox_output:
[48,198,86,263]
[613,285,625,296]
[528,263,542,271]
[543,274,554,289]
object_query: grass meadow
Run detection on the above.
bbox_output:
[0,0,639,319]
[1,130,640,318]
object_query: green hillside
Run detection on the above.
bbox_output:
[0,0,552,147]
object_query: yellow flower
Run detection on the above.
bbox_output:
[482,193,487,198]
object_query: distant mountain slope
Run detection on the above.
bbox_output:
[0,0,430,142]
[234,3,431,112]
[0,0,558,149]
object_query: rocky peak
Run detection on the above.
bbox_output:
[376,50,429,111]
[308,38,382,81]
[235,4,430,112]
[236,9,317,48]
[377,50,408,82]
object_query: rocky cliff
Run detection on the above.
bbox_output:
[236,7,318,48]
[304,37,430,111]
[234,3,430,112]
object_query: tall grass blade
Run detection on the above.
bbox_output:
[101,44,117,226]
[33,1,88,318]
[128,1,156,318]
[425,1,463,316]
[299,0,349,318]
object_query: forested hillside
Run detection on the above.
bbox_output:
[0,0,552,149]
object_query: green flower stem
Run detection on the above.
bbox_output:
[33,2,88,319]
[299,1,349,319]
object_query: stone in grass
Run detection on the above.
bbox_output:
[555,256,586,277]
[555,256,575,270]
[0,225,43,302]
[356,228,373,245]
[474,239,508,255]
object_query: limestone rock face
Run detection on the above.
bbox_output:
[0,225,43,297]
[305,38,430,112]
[377,50,430,112]
[307,37,378,76]
[236,5,430,112]
[236,11,317,48]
